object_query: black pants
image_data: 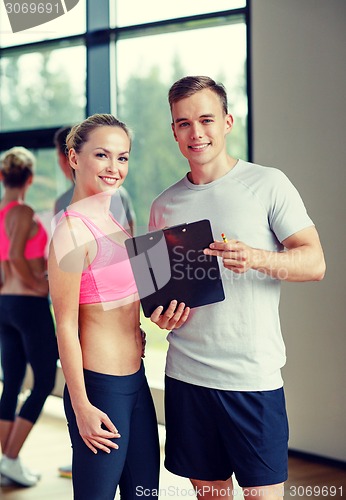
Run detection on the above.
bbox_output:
[64,363,160,500]
[0,295,58,423]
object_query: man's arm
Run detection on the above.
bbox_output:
[205,226,326,282]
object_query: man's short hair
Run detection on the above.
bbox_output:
[168,76,228,115]
[53,126,72,156]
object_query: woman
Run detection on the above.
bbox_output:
[48,114,160,500]
[0,147,58,487]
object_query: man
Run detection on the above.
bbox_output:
[54,126,74,216]
[149,76,325,500]
[53,126,136,235]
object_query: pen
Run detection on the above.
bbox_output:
[221,233,228,243]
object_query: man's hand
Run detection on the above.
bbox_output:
[204,239,254,274]
[204,227,326,282]
[150,300,190,330]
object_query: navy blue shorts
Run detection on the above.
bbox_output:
[164,376,289,488]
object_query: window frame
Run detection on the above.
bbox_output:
[0,0,252,158]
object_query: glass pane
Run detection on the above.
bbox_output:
[28,147,72,211]
[0,45,86,131]
[0,0,86,48]
[115,0,246,26]
[115,22,247,231]
[116,20,247,362]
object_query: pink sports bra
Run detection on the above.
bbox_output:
[0,201,48,261]
[61,210,137,304]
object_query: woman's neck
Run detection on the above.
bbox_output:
[69,191,112,220]
[2,187,25,203]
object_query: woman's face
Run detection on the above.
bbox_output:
[69,126,130,197]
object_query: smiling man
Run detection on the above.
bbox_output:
[149,76,326,500]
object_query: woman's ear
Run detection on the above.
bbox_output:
[68,148,78,172]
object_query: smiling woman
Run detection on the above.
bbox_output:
[67,116,131,196]
[47,113,160,500]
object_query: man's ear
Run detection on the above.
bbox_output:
[225,113,234,135]
[171,122,178,142]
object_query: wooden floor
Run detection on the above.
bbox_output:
[1,395,345,499]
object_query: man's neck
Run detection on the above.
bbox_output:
[188,155,238,185]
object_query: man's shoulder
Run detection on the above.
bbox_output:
[235,159,289,188]
[54,186,74,215]
[151,176,186,206]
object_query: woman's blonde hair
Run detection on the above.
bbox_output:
[0,146,35,188]
[66,114,132,153]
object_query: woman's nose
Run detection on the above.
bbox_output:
[106,160,119,173]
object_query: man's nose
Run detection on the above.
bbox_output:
[190,123,203,139]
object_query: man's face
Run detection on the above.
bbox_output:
[171,88,233,168]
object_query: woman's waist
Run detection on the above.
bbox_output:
[1,260,48,296]
[81,361,146,394]
[79,327,143,375]
[79,299,140,328]
[0,286,48,298]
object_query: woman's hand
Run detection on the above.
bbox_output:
[75,403,121,454]
[150,300,190,330]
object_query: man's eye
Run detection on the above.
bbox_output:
[179,122,189,128]
[203,119,213,123]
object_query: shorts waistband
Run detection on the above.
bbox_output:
[83,361,145,394]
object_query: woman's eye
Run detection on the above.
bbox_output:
[119,156,128,163]
[96,152,106,158]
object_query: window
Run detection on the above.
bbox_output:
[116,21,247,229]
[0,0,250,363]
[115,0,246,26]
[0,0,86,47]
[0,44,86,132]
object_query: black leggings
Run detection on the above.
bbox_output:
[64,363,160,500]
[0,295,58,423]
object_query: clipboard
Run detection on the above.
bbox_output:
[125,219,225,317]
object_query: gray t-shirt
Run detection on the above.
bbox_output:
[149,159,314,391]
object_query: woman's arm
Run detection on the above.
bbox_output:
[48,221,120,454]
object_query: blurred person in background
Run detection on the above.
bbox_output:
[0,147,58,488]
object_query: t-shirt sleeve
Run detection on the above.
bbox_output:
[267,170,314,243]
[148,200,158,231]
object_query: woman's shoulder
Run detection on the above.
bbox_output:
[7,201,33,215]
[4,203,34,228]
[51,214,93,270]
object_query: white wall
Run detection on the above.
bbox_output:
[250,0,346,461]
